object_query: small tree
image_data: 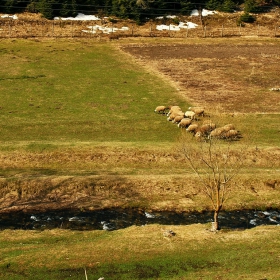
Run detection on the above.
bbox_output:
[179,135,246,231]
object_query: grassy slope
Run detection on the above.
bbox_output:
[0,39,189,143]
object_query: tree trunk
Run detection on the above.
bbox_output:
[211,210,220,231]
[199,6,204,29]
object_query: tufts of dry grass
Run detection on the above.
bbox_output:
[1,224,280,279]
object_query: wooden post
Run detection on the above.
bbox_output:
[30,21,32,38]
[71,21,73,38]
[257,24,259,36]
[9,20,11,38]
[275,25,277,37]
[150,22,152,36]
[186,26,189,38]
[52,22,54,37]
[221,24,224,37]
[239,23,241,36]
[132,24,134,36]
[203,25,206,37]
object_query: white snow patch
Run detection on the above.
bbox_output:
[1,14,18,19]
[156,21,198,31]
[156,15,177,19]
[54,13,100,21]
[190,9,217,16]
[83,25,129,34]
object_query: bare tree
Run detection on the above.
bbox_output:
[179,135,246,231]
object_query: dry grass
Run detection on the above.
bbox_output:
[1,224,280,279]
[120,39,280,113]
[1,10,280,39]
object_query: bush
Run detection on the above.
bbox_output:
[173,17,180,25]
[238,12,256,23]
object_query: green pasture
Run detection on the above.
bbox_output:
[0,39,189,145]
[0,39,279,147]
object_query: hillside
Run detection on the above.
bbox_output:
[0,9,280,38]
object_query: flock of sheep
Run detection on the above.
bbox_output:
[154,105,241,141]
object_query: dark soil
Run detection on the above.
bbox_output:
[120,42,280,113]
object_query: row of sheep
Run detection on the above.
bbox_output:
[154,105,241,141]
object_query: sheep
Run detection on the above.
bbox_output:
[188,106,205,117]
[167,105,181,116]
[223,129,240,140]
[167,111,184,122]
[178,118,192,128]
[203,120,216,131]
[186,123,199,133]
[172,114,185,124]
[154,105,168,114]
[184,110,196,120]
[222,124,235,132]
[196,123,215,137]
[209,127,226,139]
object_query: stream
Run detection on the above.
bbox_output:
[1,208,280,231]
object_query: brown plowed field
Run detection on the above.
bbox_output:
[120,42,280,113]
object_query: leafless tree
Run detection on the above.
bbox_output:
[179,135,247,231]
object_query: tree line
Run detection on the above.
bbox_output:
[1,0,279,22]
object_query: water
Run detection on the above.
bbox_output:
[0,208,280,231]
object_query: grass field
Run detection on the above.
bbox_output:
[0,37,280,279]
[1,225,280,279]
[0,39,189,143]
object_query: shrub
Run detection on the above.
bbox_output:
[238,12,256,23]
[173,17,180,25]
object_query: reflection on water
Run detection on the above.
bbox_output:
[0,208,280,231]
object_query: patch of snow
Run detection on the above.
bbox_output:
[54,13,100,21]
[190,9,217,16]
[1,14,18,19]
[156,15,177,19]
[156,24,180,31]
[156,21,198,31]
[83,25,129,34]
[178,21,198,29]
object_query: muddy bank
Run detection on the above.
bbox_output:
[0,173,280,217]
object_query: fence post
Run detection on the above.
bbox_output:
[275,25,277,37]
[71,21,73,38]
[186,26,189,38]
[131,23,134,36]
[221,24,224,37]
[239,23,241,36]
[9,20,11,38]
[203,25,206,37]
